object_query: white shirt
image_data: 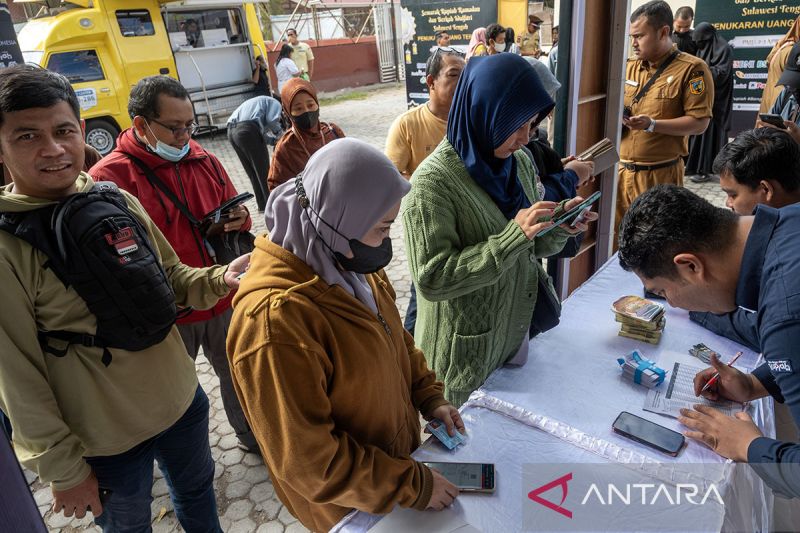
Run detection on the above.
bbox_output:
[276,58,300,93]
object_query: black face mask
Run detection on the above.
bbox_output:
[334,237,393,274]
[292,110,320,130]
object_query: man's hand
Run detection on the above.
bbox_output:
[557,196,599,235]
[224,253,251,289]
[52,470,102,519]
[425,404,466,437]
[623,114,653,131]
[565,159,596,188]
[224,205,249,232]
[693,353,768,403]
[679,405,762,462]
[426,469,458,510]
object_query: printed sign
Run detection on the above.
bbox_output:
[75,88,98,111]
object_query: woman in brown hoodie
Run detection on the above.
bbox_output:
[268,78,345,190]
[227,138,464,532]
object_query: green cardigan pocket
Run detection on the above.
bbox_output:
[444,330,493,396]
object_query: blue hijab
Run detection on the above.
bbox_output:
[447,54,555,218]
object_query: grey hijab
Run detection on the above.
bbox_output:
[265,138,411,313]
[524,57,561,101]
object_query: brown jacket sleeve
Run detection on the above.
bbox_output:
[268,136,294,191]
[230,338,433,514]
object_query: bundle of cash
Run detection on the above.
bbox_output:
[617,350,667,388]
[612,295,666,344]
[689,343,718,364]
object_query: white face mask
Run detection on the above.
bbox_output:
[493,41,507,53]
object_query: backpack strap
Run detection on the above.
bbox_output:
[38,330,113,367]
[121,152,201,227]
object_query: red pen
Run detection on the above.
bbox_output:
[700,351,743,394]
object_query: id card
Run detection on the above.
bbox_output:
[426,418,466,450]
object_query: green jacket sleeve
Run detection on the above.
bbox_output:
[403,190,533,301]
[123,193,230,310]
[0,261,92,491]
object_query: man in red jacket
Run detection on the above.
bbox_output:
[90,76,257,452]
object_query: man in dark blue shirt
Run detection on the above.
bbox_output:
[689,128,800,351]
[618,184,800,498]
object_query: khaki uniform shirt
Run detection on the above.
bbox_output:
[520,31,540,55]
[621,47,713,163]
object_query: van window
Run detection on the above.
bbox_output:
[116,10,156,37]
[165,9,246,49]
[46,50,105,83]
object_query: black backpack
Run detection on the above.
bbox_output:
[0,182,178,366]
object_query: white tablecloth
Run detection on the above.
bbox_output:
[334,257,776,532]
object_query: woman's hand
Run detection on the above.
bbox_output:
[514,201,556,239]
[224,253,251,289]
[565,159,596,188]
[425,404,466,437]
[426,469,458,510]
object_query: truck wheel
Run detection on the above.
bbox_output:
[85,119,119,156]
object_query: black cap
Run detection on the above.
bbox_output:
[777,41,800,88]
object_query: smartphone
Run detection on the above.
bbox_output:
[759,113,787,129]
[424,462,496,493]
[612,411,685,457]
[538,191,602,237]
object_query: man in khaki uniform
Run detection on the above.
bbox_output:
[617,1,713,231]
[520,16,542,58]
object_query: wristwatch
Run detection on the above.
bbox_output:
[645,118,656,133]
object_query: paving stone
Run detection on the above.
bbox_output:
[225,463,248,482]
[256,523,285,533]
[229,517,257,533]
[249,481,275,503]
[222,499,253,521]
[47,510,76,529]
[220,448,245,466]
[218,433,239,451]
[150,494,174,522]
[152,477,170,497]
[255,497,282,519]
[244,465,270,485]
[225,479,251,499]
[214,462,225,480]
[151,515,181,533]
[278,504,298,525]
[286,522,311,533]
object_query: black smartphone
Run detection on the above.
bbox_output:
[759,113,787,129]
[612,411,685,457]
[623,106,633,120]
[423,462,496,493]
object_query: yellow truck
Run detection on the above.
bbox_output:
[18,0,268,154]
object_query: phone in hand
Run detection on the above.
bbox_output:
[759,113,787,129]
[538,191,602,237]
[612,411,685,457]
[424,462,496,493]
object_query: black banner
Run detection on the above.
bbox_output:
[399,0,497,106]
[695,0,800,134]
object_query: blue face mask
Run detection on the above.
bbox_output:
[145,122,190,162]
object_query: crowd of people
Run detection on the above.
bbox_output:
[1,1,800,532]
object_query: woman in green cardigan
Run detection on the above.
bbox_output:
[402,54,597,406]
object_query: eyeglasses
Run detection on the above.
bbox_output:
[148,118,198,138]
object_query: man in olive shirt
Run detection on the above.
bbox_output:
[287,28,315,81]
[616,0,713,231]
[520,17,542,58]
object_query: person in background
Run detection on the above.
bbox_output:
[386,47,466,335]
[504,27,521,55]
[548,26,559,77]
[757,41,800,145]
[466,27,488,60]
[0,64,245,533]
[252,55,271,97]
[520,16,542,58]
[227,138,464,532]
[617,0,712,232]
[436,31,451,48]
[672,6,697,55]
[486,23,507,55]
[275,43,303,93]
[759,16,800,116]
[618,184,800,500]
[686,23,734,183]
[269,78,344,189]
[184,18,203,48]
[402,54,596,406]
[90,75,259,454]
[227,95,284,212]
[287,27,315,81]
[690,128,800,352]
